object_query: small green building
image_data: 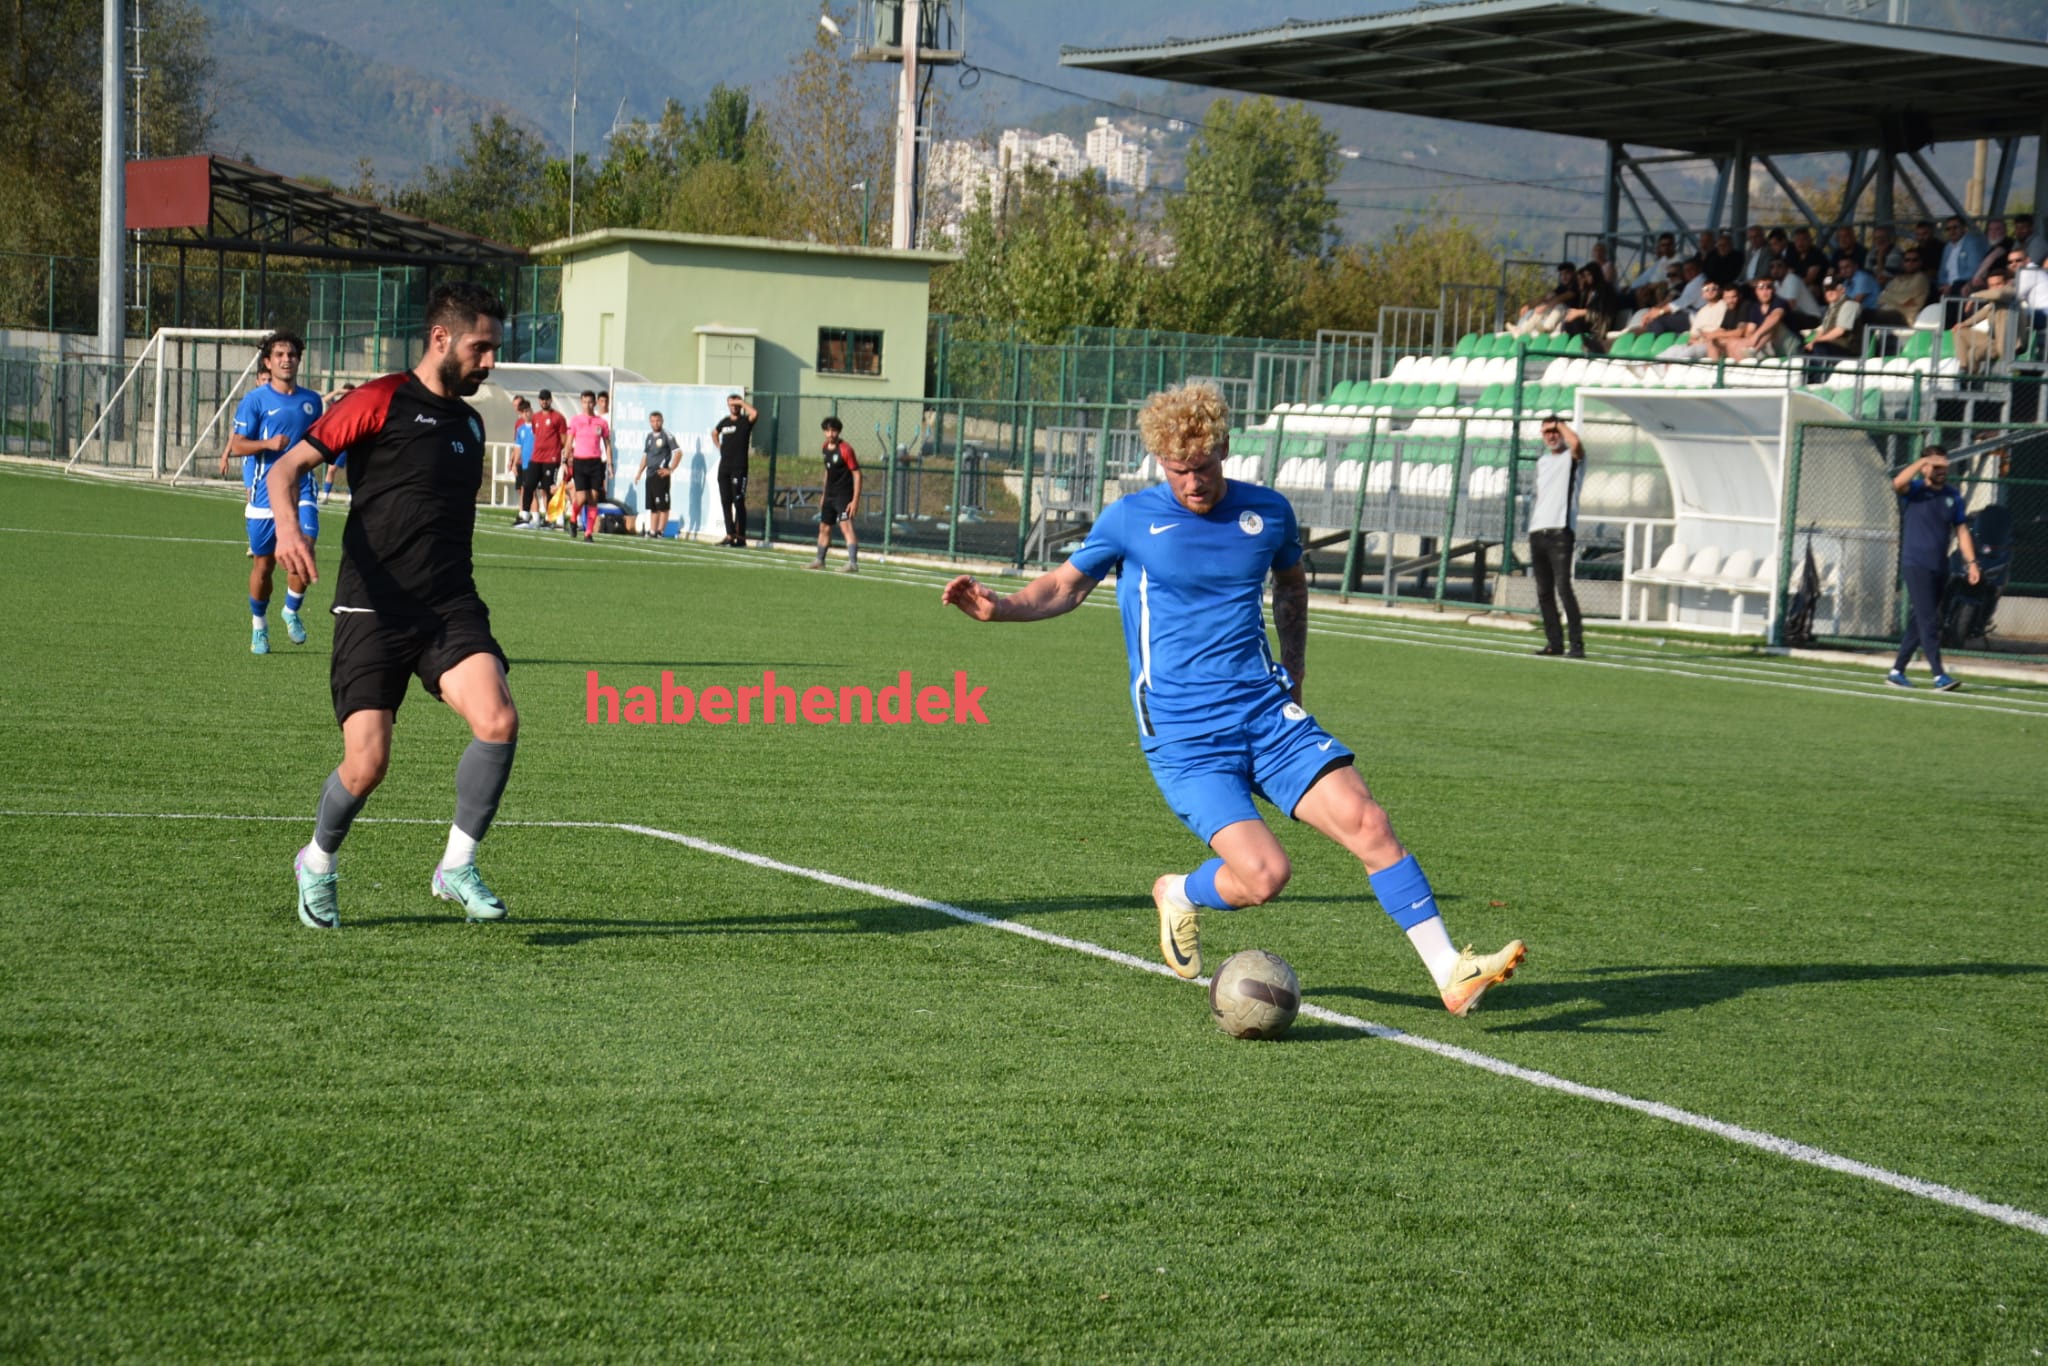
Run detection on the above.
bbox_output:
[530,228,954,399]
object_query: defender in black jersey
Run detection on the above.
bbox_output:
[807,415,863,573]
[265,282,520,930]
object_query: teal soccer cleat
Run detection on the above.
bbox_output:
[282,608,308,645]
[251,623,270,655]
[295,846,339,929]
[432,863,508,922]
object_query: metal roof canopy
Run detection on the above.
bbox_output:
[126,156,525,268]
[1059,0,2048,160]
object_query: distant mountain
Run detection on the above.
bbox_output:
[187,0,2023,249]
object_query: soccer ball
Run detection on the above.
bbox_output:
[1209,949,1301,1040]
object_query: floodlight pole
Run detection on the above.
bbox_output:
[568,7,580,240]
[891,0,922,250]
[98,0,125,362]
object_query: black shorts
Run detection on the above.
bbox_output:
[645,472,671,512]
[820,494,853,526]
[520,462,557,499]
[571,458,608,494]
[330,602,508,725]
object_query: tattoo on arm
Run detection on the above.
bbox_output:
[1272,572,1308,685]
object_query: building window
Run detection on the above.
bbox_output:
[817,327,884,377]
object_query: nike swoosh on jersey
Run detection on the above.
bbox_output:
[1149,523,1177,534]
[1318,739,1334,751]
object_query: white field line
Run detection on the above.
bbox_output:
[1,804,2043,1241]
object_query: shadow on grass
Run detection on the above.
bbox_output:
[352,891,1375,945]
[1318,961,2048,1033]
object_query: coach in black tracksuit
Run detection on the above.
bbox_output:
[1888,446,1980,690]
[711,393,758,547]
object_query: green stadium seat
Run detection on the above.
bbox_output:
[1477,381,1505,408]
[1363,381,1390,406]
[1453,333,1480,357]
[1903,330,1933,360]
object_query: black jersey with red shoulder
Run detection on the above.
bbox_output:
[304,372,489,620]
[822,436,859,501]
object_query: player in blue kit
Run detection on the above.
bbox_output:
[218,332,323,653]
[941,384,1525,1016]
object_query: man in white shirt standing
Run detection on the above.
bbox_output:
[1527,416,1587,659]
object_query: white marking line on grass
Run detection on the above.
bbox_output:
[3,804,2043,1241]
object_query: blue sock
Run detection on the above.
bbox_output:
[1368,854,1439,929]
[285,589,305,613]
[1184,857,1232,910]
[249,597,268,620]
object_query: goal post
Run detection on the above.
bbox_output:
[68,327,270,480]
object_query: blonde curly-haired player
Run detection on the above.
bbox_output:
[941,384,1525,1016]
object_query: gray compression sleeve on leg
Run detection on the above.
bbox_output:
[453,738,517,841]
[313,769,369,855]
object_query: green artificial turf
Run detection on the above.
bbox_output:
[1,464,2045,1360]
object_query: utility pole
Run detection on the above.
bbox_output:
[568,7,580,240]
[98,0,125,360]
[890,0,921,250]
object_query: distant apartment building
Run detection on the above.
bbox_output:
[998,128,1085,181]
[926,138,999,227]
[1084,118,1151,192]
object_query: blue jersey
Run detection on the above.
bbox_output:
[515,421,535,468]
[232,383,324,516]
[1899,476,1968,571]
[1068,481,1303,744]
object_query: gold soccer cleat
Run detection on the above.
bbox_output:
[1441,940,1527,1017]
[1153,874,1202,980]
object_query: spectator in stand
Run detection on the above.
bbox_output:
[1784,226,1831,288]
[1768,257,1821,327]
[1656,281,1730,360]
[1966,219,2012,292]
[1831,225,1866,270]
[1507,263,1581,336]
[2009,245,2048,340]
[1800,276,1863,380]
[1620,283,1678,336]
[1949,264,2016,373]
[1911,220,1940,258]
[1835,255,1881,312]
[1938,215,1990,298]
[1627,233,1680,290]
[1707,278,1797,361]
[1690,228,1715,265]
[1869,225,1906,277]
[1672,258,1710,312]
[1587,241,1618,286]
[1561,265,1624,352]
[1869,247,1933,325]
[1740,226,1774,281]
[2014,213,2048,265]
[1704,231,1744,288]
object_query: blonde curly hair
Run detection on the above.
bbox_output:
[1138,383,1231,463]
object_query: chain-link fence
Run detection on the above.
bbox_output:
[1785,417,2048,655]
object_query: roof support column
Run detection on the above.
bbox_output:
[1601,139,1621,252]
[1707,157,1729,232]
[1873,138,1895,228]
[1989,136,2018,216]
[1728,139,1751,236]
[2036,119,2048,237]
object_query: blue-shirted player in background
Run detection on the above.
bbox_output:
[218,332,323,653]
[941,384,1526,1016]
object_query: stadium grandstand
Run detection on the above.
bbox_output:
[1063,0,2048,649]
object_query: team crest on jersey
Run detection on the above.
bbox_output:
[301,401,316,415]
[1239,510,1264,535]
[1282,702,1307,721]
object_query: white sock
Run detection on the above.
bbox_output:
[252,613,266,630]
[441,826,478,870]
[1166,874,1193,910]
[301,841,337,874]
[1406,916,1461,988]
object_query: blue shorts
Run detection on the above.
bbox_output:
[1144,693,1356,843]
[245,504,317,556]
